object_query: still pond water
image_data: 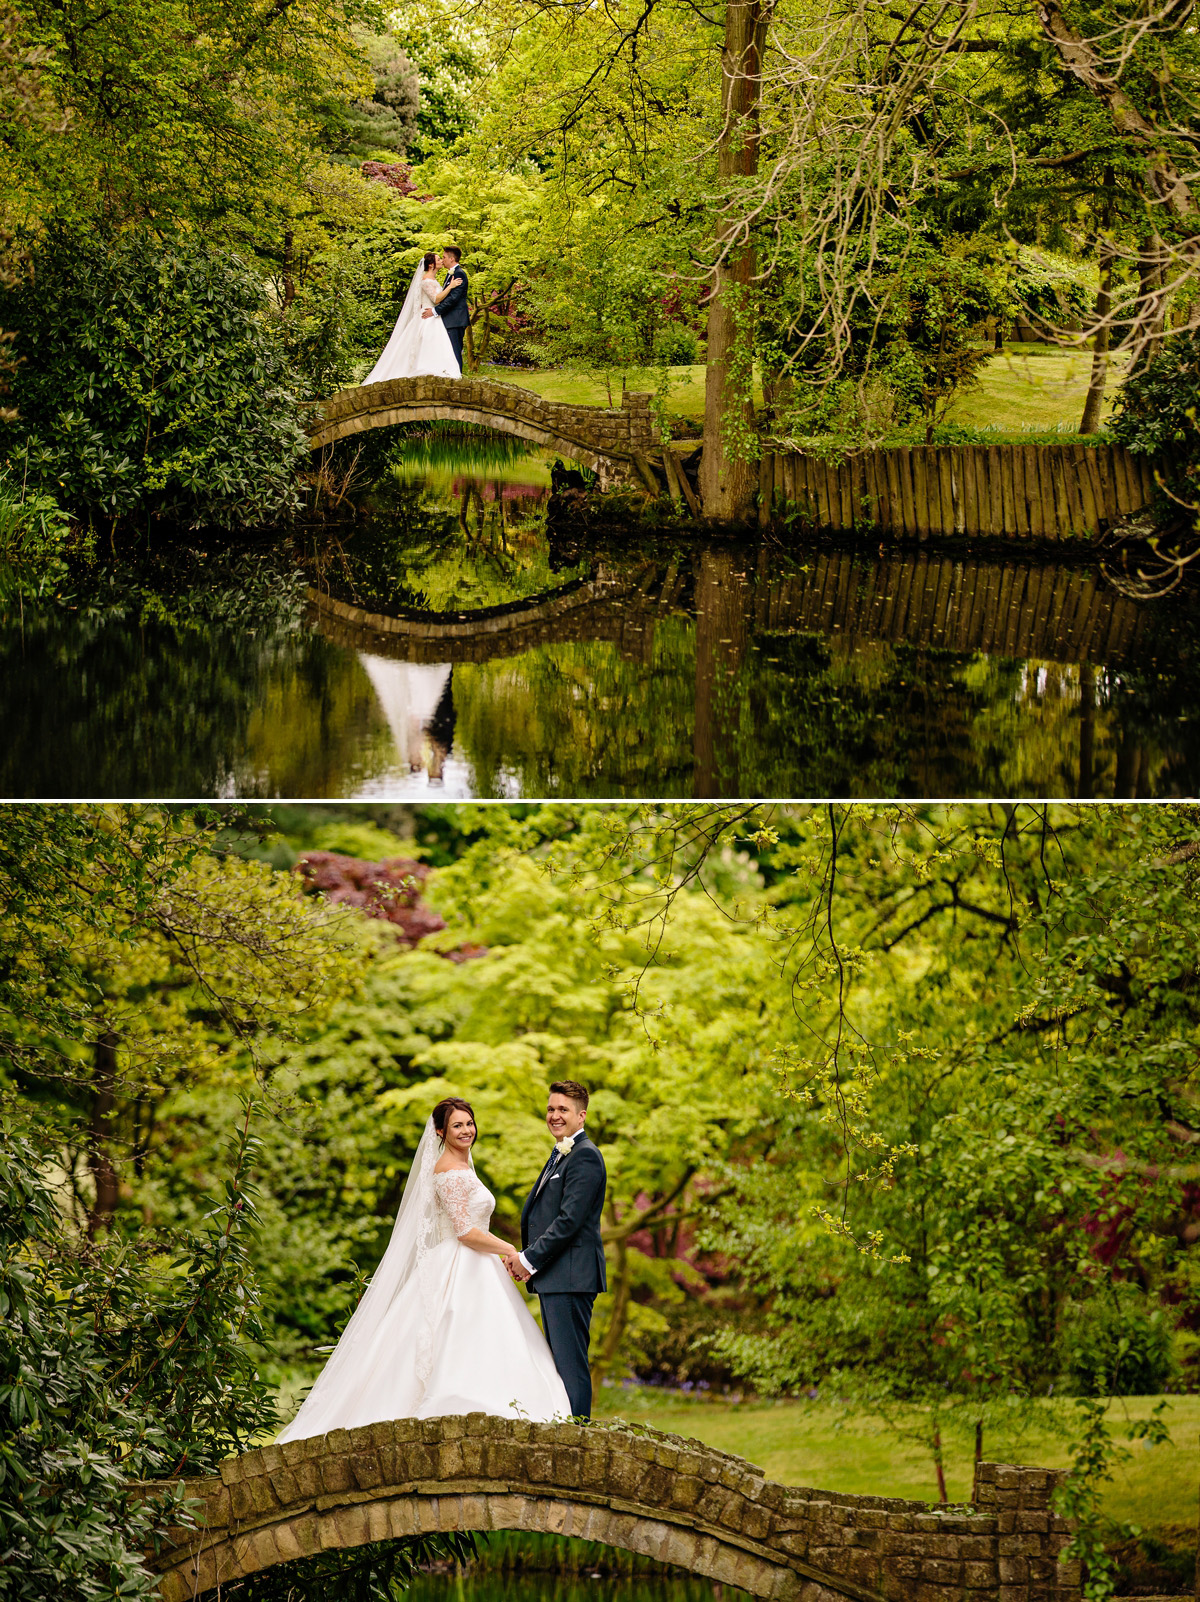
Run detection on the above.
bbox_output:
[2,435,1198,799]
[406,1573,738,1602]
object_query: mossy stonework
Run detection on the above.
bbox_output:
[144,1417,1079,1602]
[308,378,657,472]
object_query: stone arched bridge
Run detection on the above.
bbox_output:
[308,376,658,473]
[147,1415,1079,1602]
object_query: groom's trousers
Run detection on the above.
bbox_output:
[446,326,465,372]
[539,1292,596,1419]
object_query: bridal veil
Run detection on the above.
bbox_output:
[277,1117,456,1442]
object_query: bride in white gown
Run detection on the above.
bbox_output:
[363,253,461,385]
[277,1097,569,1441]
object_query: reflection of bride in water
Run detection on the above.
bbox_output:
[358,658,461,788]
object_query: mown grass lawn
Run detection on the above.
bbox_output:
[480,345,1127,438]
[592,1388,1196,1534]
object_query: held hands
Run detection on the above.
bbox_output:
[502,1252,532,1283]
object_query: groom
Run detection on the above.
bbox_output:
[506,1081,606,1419]
[421,245,469,373]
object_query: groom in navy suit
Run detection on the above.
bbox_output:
[421,245,469,373]
[508,1081,607,1419]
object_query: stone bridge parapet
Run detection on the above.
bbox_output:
[308,377,658,472]
[145,1416,1079,1602]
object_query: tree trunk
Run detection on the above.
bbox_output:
[700,0,770,522]
[592,1206,632,1384]
[1080,244,1113,434]
[931,1414,949,1503]
[1130,235,1169,371]
[88,1027,120,1238]
[693,547,749,795]
[1079,663,1095,799]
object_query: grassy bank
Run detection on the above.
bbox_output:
[592,1387,1195,1533]
[480,345,1126,437]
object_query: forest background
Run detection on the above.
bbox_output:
[3,800,1200,1601]
[0,0,1198,535]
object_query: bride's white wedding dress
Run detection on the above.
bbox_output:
[363,265,460,385]
[277,1120,569,1441]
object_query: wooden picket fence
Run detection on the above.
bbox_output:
[758,442,1159,539]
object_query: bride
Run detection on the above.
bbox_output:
[362,253,461,385]
[277,1097,570,1440]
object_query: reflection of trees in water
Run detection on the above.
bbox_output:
[0,610,400,798]
[440,588,1200,800]
[312,479,586,616]
[450,619,696,799]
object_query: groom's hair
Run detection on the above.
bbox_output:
[444,245,462,262]
[549,1080,588,1110]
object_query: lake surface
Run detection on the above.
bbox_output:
[406,1570,740,1602]
[2,435,1198,799]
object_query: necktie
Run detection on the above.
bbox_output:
[535,1150,560,1196]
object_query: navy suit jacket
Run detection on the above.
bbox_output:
[436,266,470,330]
[520,1131,607,1294]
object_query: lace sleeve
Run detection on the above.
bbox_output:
[434,1171,476,1237]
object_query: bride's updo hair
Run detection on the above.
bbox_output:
[422,252,437,271]
[432,1096,475,1143]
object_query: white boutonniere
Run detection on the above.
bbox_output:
[554,1135,576,1157]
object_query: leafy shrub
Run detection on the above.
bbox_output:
[0,228,307,530]
[0,1111,274,1601]
[1063,1290,1177,1395]
[280,246,400,400]
[654,323,699,365]
[1109,330,1200,529]
[760,235,1013,441]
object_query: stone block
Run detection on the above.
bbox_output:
[256,1445,284,1474]
[229,1478,257,1520]
[1000,1533,1043,1558]
[890,1556,923,1580]
[281,1461,318,1505]
[204,1486,232,1529]
[920,1559,963,1584]
[406,1444,439,1479]
[668,1475,705,1511]
[964,1561,997,1587]
[319,1455,354,1495]
[349,1450,383,1491]
[219,1456,245,1486]
[367,1501,392,1543]
[523,1446,554,1483]
[1017,1511,1051,1533]
[437,1442,465,1479]
[333,1503,373,1549]
[577,1446,610,1491]
[999,1556,1029,1584]
[287,1512,324,1558]
[272,1519,309,1563]
[808,1546,849,1575]
[268,1466,300,1505]
[388,1499,418,1539]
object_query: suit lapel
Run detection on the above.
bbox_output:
[536,1132,589,1196]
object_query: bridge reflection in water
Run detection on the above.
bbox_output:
[311,543,1172,800]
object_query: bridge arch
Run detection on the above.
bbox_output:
[146,1417,1077,1602]
[308,376,658,474]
